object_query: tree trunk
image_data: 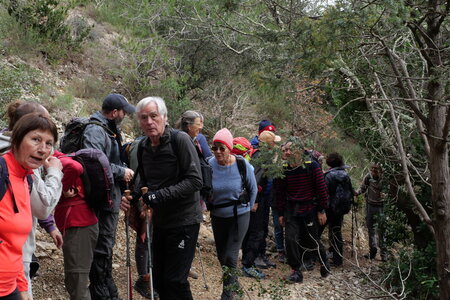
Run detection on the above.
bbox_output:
[428,107,450,300]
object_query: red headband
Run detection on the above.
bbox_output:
[258,125,276,135]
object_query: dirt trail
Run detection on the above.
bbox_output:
[32,211,382,300]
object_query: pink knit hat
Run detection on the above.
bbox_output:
[213,128,233,150]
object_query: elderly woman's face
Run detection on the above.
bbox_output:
[16,129,54,169]
[187,117,202,138]
[212,142,230,165]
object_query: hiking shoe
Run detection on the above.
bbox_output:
[254,256,269,269]
[285,269,303,283]
[188,268,199,279]
[134,275,159,299]
[363,253,376,260]
[243,266,266,279]
[261,255,276,268]
[320,265,330,278]
[277,251,286,263]
[330,260,343,267]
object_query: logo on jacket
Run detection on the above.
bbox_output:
[178,239,185,249]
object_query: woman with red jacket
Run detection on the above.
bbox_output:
[53,151,98,300]
[0,113,57,300]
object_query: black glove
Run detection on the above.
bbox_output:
[142,191,160,208]
[129,191,141,205]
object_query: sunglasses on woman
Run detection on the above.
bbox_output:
[211,146,227,152]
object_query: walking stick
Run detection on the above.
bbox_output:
[124,190,133,300]
[141,187,155,300]
[351,201,355,258]
[196,242,209,290]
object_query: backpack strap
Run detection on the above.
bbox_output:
[169,129,180,156]
[0,156,18,213]
[235,155,249,193]
[0,156,9,201]
[27,174,33,194]
[136,137,148,187]
[88,118,116,138]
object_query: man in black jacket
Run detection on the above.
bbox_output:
[121,97,203,300]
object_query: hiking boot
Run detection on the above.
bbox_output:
[285,269,303,283]
[320,265,330,278]
[277,251,286,263]
[364,248,377,260]
[363,253,376,260]
[134,275,159,299]
[188,267,199,279]
[254,256,269,269]
[330,260,343,267]
[243,266,266,279]
[261,254,276,268]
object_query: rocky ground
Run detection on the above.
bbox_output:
[32,211,386,300]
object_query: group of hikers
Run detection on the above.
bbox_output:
[0,94,387,300]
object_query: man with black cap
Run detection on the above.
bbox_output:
[83,93,135,300]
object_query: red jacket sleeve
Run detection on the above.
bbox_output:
[60,157,83,192]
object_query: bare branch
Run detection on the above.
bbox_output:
[374,36,428,124]
[368,98,450,105]
[387,98,434,231]
[374,80,435,232]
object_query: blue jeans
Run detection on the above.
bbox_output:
[272,208,285,252]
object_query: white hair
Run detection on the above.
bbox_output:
[136,96,168,117]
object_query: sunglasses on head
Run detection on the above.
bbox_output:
[212,146,227,152]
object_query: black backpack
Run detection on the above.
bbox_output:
[65,148,114,210]
[0,156,33,213]
[172,131,213,199]
[330,176,353,215]
[136,129,213,199]
[59,117,115,154]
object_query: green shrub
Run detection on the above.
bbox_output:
[1,0,90,59]
[380,198,413,248]
[0,62,41,128]
[68,76,112,100]
[382,243,438,299]
[54,93,74,110]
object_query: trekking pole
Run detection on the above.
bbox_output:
[141,187,155,300]
[351,200,355,258]
[124,189,133,300]
[196,242,209,290]
[354,201,359,244]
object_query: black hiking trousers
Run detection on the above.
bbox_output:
[89,210,119,300]
[241,201,265,267]
[152,223,199,300]
[318,211,344,265]
[285,209,328,271]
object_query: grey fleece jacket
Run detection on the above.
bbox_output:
[360,173,384,206]
[82,111,126,212]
